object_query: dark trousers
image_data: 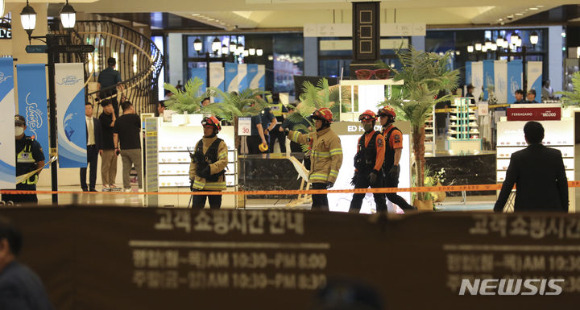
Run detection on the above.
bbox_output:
[349,172,387,212]
[246,135,263,154]
[384,171,414,210]
[1,183,38,205]
[290,141,302,153]
[80,145,99,191]
[269,125,286,153]
[311,182,329,211]
[191,190,222,209]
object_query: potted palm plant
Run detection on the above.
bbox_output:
[381,47,459,209]
[557,71,580,106]
[163,77,207,113]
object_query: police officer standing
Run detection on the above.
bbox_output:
[189,116,229,209]
[288,108,342,211]
[378,106,415,211]
[349,110,387,213]
[268,94,288,153]
[1,115,45,204]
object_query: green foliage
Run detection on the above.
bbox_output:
[163,78,207,114]
[556,72,580,107]
[205,87,270,121]
[380,46,459,128]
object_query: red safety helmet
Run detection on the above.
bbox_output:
[311,107,333,123]
[378,106,396,120]
[359,110,377,121]
[201,116,221,132]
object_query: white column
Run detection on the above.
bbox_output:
[548,26,563,92]
[167,33,183,86]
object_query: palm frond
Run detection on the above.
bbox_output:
[556,72,580,107]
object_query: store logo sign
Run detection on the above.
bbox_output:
[507,107,561,121]
[459,278,564,296]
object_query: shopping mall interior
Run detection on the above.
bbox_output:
[1,0,580,309]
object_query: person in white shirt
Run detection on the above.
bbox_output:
[80,103,102,192]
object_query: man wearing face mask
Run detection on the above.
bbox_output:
[349,110,387,213]
[189,116,229,209]
[287,107,342,211]
[378,106,415,211]
[1,115,45,205]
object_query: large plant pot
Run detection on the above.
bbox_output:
[413,198,434,211]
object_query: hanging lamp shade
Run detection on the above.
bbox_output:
[60,0,76,29]
[20,1,37,34]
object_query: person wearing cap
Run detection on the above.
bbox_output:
[378,106,415,211]
[189,116,229,209]
[98,57,122,117]
[113,101,142,192]
[246,101,268,155]
[267,93,288,153]
[1,116,45,205]
[526,89,538,103]
[287,107,342,211]
[349,110,387,213]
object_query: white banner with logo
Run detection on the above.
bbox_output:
[494,61,508,103]
[0,58,16,189]
[527,61,543,103]
[55,63,87,168]
[471,61,483,103]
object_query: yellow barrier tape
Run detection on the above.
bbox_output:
[5,181,580,197]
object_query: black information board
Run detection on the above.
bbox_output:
[1,207,579,309]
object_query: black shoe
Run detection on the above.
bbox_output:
[89,188,98,192]
[81,188,88,192]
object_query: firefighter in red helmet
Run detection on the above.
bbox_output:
[349,110,388,213]
[189,116,228,209]
[377,106,415,211]
[287,107,342,211]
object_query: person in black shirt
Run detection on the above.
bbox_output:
[526,89,538,103]
[1,115,45,205]
[98,100,119,191]
[514,89,526,103]
[98,57,122,117]
[80,103,102,192]
[113,101,142,191]
[260,107,277,153]
[0,216,54,310]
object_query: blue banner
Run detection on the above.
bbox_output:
[482,60,494,101]
[507,60,523,104]
[465,61,472,86]
[258,65,265,90]
[247,64,258,90]
[238,64,248,92]
[189,67,207,95]
[55,63,87,168]
[224,62,239,93]
[0,58,16,189]
[16,64,50,163]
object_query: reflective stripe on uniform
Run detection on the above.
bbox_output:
[330,148,342,156]
[17,144,36,164]
[291,131,301,142]
[309,172,328,182]
[312,150,330,158]
[203,182,226,191]
[192,180,206,190]
[218,151,228,160]
[329,169,339,178]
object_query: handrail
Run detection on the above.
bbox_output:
[54,20,164,115]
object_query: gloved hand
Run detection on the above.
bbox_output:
[388,165,400,180]
[326,182,334,189]
[196,162,208,177]
[368,170,379,186]
[199,166,211,178]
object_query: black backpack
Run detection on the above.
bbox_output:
[193,138,226,182]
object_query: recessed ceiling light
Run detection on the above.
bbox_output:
[515,13,524,16]
[529,7,539,10]
[537,5,544,8]
[507,15,514,18]
[191,13,200,16]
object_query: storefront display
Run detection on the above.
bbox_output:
[448,97,481,153]
[339,79,404,122]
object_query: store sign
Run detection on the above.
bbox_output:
[238,117,251,136]
[0,27,12,39]
[507,107,561,121]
